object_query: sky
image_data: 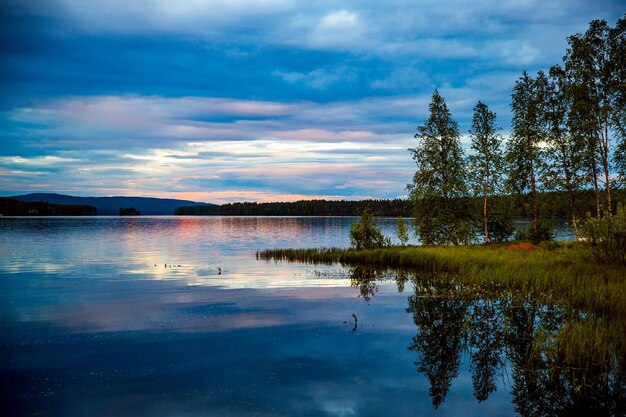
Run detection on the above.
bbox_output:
[0,1,624,204]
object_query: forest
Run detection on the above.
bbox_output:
[181,16,626,248]
[0,198,97,216]
[176,190,626,218]
[408,17,625,245]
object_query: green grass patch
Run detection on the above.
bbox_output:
[257,243,626,317]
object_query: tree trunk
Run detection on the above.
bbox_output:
[530,158,538,232]
[483,169,489,243]
[603,123,612,214]
[566,184,579,241]
[592,162,601,218]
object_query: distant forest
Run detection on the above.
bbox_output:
[175,190,626,218]
[0,198,97,216]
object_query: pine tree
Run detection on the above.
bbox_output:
[408,90,471,245]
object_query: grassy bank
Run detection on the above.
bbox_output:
[257,243,626,317]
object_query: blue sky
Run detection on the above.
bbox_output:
[1,0,624,203]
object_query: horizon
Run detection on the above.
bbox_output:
[1,1,624,204]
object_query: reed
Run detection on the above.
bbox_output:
[257,243,626,317]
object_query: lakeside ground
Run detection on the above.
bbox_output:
[259,242,626,369]
[258,242,626,317]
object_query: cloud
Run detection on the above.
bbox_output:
[1,1,623,201]
[1,93,420,202]
[308,10,364,49]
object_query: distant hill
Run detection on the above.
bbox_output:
[11,193,213,215]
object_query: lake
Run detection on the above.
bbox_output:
[0,217,621,416]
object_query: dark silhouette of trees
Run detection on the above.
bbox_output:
[407,275,468,407]
[0,198,96,215]
[176,199,413,216]
[468,299,505,402]
[119,207,141,215]
[338,265,626,412]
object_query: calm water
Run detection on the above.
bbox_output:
[0,217,620,416]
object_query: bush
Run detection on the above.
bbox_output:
[396,216,409,245]
[350,208,389,250]
[487,209,515,243]
[514,222,553,244]
[582,204,626,264]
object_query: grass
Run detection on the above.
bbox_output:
[259,242,626,371]
[257,242,626,318]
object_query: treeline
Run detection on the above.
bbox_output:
[176,199,413,216]
[409,17,625,244]
[0,198,97,216]
[175,190,626,218]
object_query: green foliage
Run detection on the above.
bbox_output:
[396,216,409,245]
[612,17,626,186]
[349,208,388,250]
[468,101,504,243]
[468,102,504,195]
[514,223,554,244]
[541,66,587,239]
[582,204,626,264]
[564,17,625,215]
[258,243,626,317]
[506,71,546,230]
[409,90,472,246]
[486,209,514,243]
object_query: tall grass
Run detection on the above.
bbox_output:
[257,244,626,317]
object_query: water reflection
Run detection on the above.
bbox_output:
[0,217,615,416]
[348,267,625,415]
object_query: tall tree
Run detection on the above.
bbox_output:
[564,18,624,215]
[610,16,626,187]
[506,71,545,232]
[468,101,504,243]
[408,90,471,245]
[542,66,586,240]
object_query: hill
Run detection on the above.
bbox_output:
[10,193,212,215]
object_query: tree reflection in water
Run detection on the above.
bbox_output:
[347,266,626,416]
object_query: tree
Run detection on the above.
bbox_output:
[468,101,504,243]
[396,216,409,245]
[408,90,472,245]
[408,275,468,408]
[610,16,626,187]
[119,207,140,215]
[349,208,388,250]
[506,71,545,232]
[542,66,587,240]
[564,18,625,215]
